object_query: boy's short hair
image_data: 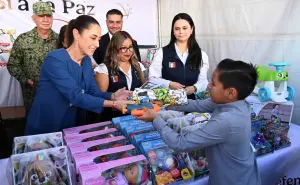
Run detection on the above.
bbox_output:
[106,9,123,18]
[217,59,258,100]
[273,104,279,108]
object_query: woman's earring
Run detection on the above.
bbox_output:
[76,40,79,44]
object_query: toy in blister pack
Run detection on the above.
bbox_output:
[130,88,157,103]
[63,121,113,136]
[119,120,151,134]
[140,140,194,184]
[68,136,127,156]
[73,145,138,174]
[64,128,120,145]
[167,112,211,134]
[188,150,209,178]
[132,131,161,150]
[123,122,155,140]
[11,146,73,185]
[112,115,136,129]
[13,132,63,154]
[122,103,161,116]
[157,110,185,122]
[79,155,152,185]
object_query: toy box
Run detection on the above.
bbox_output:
[64,128,120,145]
[246,95,294,124]
[13,132,63,154]
[79,155,151,185]
[119,120,151,134]
[123,122,156,140]
[141,139,194,184]
[63,121,113,136]
[73,144,138,174]
[132,131,161,150]
[112,115,136,129]
[68,136,127,156]
[10,146,74,185]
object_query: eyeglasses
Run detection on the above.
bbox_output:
[119,46,134,53]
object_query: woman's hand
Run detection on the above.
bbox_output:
[169,82,185,90]
[185,86,196,95]
[113,100,136,111]
[136,108,157,122]
[112,87,133,100]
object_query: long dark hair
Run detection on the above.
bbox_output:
[66,15,99,46]
[104,31,145,84]
[167,13,202,69]
[57,25,67,48]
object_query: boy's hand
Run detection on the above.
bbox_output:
[136,108,157,122]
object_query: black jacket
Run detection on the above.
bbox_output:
[93,33,141,64]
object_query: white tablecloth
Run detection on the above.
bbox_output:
[1,124,300,185]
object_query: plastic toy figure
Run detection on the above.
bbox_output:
[253,62,295,102]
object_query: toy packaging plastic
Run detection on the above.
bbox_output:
[112,115,136,129]
[157,110,185,121]
[129,88,188,106]
[11,146,73,185]
[132,131,161,150]
[167,112,211,134]
[119,120,151,134]
[64,128,120,145]
[63,121,113,136]
[123,122,156,140]
[140,139,194,184]
[68,136,127,156]
[13,132,63,154]
[79,155,151,185]
[73,145,138,174]
[188,150,209,178]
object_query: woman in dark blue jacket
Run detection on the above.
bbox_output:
[25,15,134,135]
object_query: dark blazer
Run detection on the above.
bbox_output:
[93,32,141,64]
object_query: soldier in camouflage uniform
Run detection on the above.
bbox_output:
[7,2,58,110]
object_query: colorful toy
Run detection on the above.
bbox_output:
[253,62,295,102]
[140,139,194,184]
[79,155,151,185]
[13,132,63,154]
[64,128,119,145]
[188,150,209,178]
[11,146,72,185]
[73,145,137,174]
[68,136,126,156]
[196,89,211,100]
[63,121,113,136]
[119,120,151,134]
[122,103,161,116]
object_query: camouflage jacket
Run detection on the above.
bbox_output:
[7,27,57,109]
[7,27,58,84]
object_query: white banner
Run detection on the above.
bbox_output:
[0,0,159,46]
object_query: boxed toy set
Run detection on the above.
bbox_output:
[11,146,74,185]
[13,132,63,154]
[73,144,138,174]
[79,155,151,185]
[63,121,113,136]
[140,139,194,184]
[64,128,121,145]
[123,122,156,140]
[132,131,161,150]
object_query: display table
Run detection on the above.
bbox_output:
[1,124,300,185]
